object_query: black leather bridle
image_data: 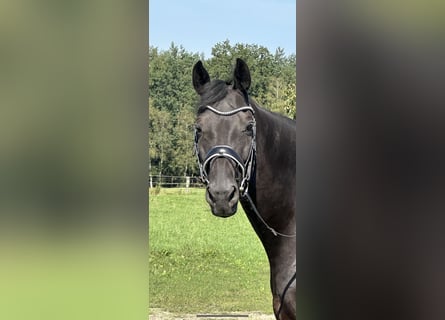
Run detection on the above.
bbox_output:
[193,105,256,196]
[194,104,296,238]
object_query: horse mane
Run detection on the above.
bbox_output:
[197,79,230,113]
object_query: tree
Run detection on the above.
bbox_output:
[170,106,197,177]
[149,43,199,114]
[149,44,201,177]
[149,101,173,177]
[148,42,296,178]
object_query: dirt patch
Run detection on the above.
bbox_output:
[149,309,275,320]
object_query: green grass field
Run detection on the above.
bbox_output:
[149,188,272,314]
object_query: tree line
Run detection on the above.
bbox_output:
[149,40,296,178]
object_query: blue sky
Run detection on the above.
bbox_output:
[149,0,296,58]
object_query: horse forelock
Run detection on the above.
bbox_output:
[197,80,251,114]
[197,80,229,113]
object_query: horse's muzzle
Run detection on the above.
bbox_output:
[206,185,239,217]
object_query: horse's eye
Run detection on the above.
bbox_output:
[194,126,202,139]
[243,123,254,136]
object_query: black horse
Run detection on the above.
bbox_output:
[192,58,296,320]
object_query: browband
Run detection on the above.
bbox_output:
[203,105,254,116]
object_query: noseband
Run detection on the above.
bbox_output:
[194,105,256,196]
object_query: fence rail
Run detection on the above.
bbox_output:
[149,175,204,188]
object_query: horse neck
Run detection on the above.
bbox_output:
[254,104,296,186]
[245,103,296,238]
[245,105,297,296]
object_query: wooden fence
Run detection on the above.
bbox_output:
[149,175,204,188]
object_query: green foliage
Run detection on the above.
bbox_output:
[171,107,196,176]
[149,102,173,176]
[149,41,296,177]
[149,43,199,176]
[149,43,200,113]
[266,78,296,119]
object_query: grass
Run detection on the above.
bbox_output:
[149,188,272,314]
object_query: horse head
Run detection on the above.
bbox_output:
[192,59,256,217]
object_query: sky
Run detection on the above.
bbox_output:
[149,0,296,58]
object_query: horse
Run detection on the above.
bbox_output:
[192,58,296,320]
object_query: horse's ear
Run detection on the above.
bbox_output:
[233,58,251,91]
[192,60,210,95]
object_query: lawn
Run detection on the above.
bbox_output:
[148,188,272,314]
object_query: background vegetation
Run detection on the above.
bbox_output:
[148,188,271,314]
[149,40,296,178]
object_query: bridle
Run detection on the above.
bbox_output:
[193,104,296,238]
[193,105,256,197]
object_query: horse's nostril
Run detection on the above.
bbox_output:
[207,188,215,203]
[228,186,236,201]
[207,186,237,204]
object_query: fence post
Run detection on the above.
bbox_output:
[186,176,190,190]
[149,175,153,188]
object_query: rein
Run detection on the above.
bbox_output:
[275,271,297,319]
[241,193,296,238]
